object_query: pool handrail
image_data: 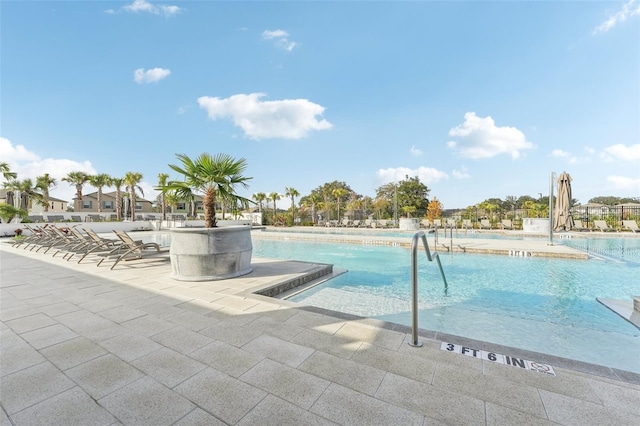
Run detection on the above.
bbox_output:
[409,231,448,348]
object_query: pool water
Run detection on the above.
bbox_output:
[251,237,640,373]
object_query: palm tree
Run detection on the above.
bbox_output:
[284,187,300,225]
[89,173,111,212]
[111,177,125,221]
[0,162,17,181]
[62,171,90,212]
[165,153,252,228]
[269,192,281,225]
[124,172,144,221]
[252,192,267,225]
[157,173,169,220]
[332,188,348,223]
[35,173,57,212]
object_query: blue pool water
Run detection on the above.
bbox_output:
[251,236,640,373]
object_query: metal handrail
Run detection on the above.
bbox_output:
[408,231,448,347]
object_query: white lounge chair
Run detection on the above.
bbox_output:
[622,220,640,233]
[480,219,492,229]
[572,219,590,231]
[593,220,616,232]
[501,219,514,230]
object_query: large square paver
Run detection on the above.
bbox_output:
[19,323,78,350]
[150,326,212,354]
[189,340,263,378]
[65,354,144,399]
[99,377,195,426]
[240,358,330,409]
[98,332,163,362]
[39,336,108,371]
[237,395,337,426]
[310,382,424,426]
[10,386,115,426]
[175,367,267,424]
[241,334,314,368]
[0,362,75,414]
[131,347,206,388]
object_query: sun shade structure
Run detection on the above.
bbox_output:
[554,171,574,231]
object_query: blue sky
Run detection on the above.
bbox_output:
[2,0,639,209]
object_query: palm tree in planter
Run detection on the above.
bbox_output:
[163,153,253,281]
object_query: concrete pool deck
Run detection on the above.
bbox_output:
[1,231,639,425]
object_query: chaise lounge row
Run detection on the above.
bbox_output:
[11,225,169,270]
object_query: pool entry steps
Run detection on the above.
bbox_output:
[409,231,449,348]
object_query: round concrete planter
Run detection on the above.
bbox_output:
[169,226,253,281]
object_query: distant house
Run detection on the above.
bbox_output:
[0,189,67,213]
[169,195,204,217]
[74,191,153,214]
[29,196,68,213]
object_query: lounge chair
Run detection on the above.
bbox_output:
[97,230,169,270]
[501,219,514,230]
[621,220,640,233]
[480,219,492,230]
[462,219,472,229]
[76,228,124,264]
[445,219,457,228]
[432,219,442,228]
[420,219,431,229]
[572,220,590,231]
[593,220,616,232]
[70,215,82,222]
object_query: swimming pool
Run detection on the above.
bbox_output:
[251,236,640,373]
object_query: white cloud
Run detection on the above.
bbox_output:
[0,137,162,205]
[606,175,640,192]
[0,137,97,203]
[600,143,640,162]
[376,166,448,185]
[551,149,570,158]
[120,0,183,17]
[447,112,534,159]
[410,145,423,156]
[452,166,471,179]
[197,93,332,140]
[593,0,640,34]
[262,29,298,52]
[134,68,171,84]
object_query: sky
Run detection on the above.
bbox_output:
[1,0,639,210]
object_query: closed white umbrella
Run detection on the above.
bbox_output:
[553,172,574,231]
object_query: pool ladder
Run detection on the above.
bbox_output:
[409,231,448,348]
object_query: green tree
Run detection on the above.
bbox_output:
[0,204,27,223]
[156,173,170,220]
[165,153,252,228]
[252,192,267,225]
[124,172,144,221]
[299,191,323,224]
[285,187,300,225]
[306,181,353,221]
[35,173,57,212]
[332,188,348,222]
[62,171,91,212]
[269,192,281,225]
[89,173,111,212]
[0,162,17,181]
[111,177,125,221]
[376,175,430,219]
